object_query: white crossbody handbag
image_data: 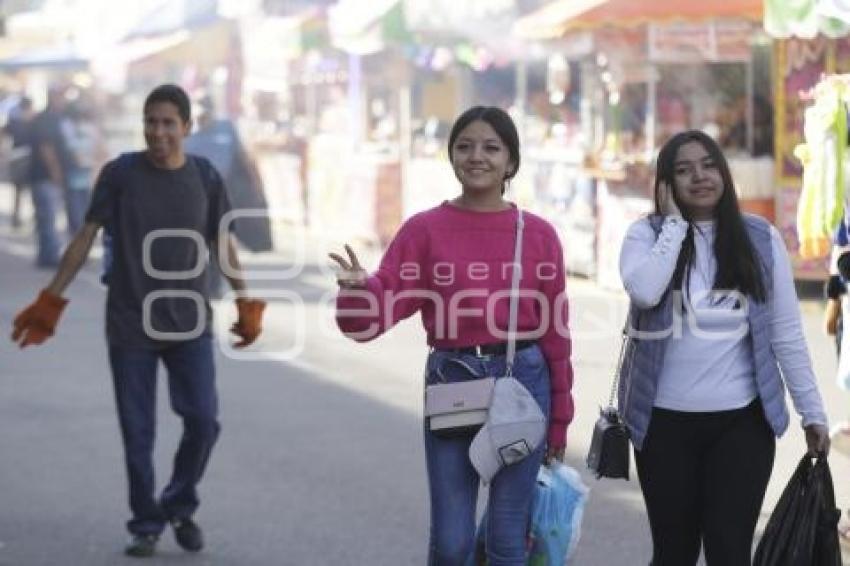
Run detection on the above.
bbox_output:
[424,208,525,436]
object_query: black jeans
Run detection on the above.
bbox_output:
[636,400,775,566]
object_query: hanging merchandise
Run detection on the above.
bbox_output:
[765,0,850,38]
[793,75,848,259]
[546,54,570,105]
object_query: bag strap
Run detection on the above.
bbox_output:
[505,208,525,377]
[190,154,217,197]
[607,214,664,412]
[607,314,631,408]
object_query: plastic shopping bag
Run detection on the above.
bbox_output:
[527,463,589,565]
[474,463,589,565]
[753,454,841,566]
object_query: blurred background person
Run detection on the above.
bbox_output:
[825,219,848,356]
[29,86,77,267]
[4,95,35,229]
[60,99,101,234]
[184,94,272,296]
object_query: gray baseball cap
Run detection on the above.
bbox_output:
[469,376,546,483]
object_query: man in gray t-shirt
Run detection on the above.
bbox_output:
[11,84,267,558]
[86,151,231,348]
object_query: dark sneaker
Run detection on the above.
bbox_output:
[171,517,203,552]
[124,534,158,557]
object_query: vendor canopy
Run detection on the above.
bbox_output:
[514,0,762,39]
[0,42,87,70]
[329,0,518,54]
[123,0,219,41]
[764,0,850,38]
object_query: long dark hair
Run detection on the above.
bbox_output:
[654,130,766,303]
[448,106,520,195]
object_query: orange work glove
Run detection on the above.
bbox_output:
[230,298,266,348]
[11,289,68,348]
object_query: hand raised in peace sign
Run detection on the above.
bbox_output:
[328,244,368,289]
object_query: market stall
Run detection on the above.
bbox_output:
[291,0,525,247]
[514,0,769,287]
[765,0,850,279]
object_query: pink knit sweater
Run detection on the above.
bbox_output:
[335,202,574,448]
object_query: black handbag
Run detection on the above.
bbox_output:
[586,321,632,480]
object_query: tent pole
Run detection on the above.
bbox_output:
[646,63,657,156]
[515,57,528,145]
[746,52,754,154]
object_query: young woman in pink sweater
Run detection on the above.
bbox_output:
[330,106,573,566]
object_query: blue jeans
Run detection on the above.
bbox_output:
[30,179,61,266]
[424,344,551,566]
[64,167,91,236]
[108,336,220,536]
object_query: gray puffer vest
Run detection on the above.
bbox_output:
[618,213,788,450]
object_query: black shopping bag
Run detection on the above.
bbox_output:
[753,454,841,566]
